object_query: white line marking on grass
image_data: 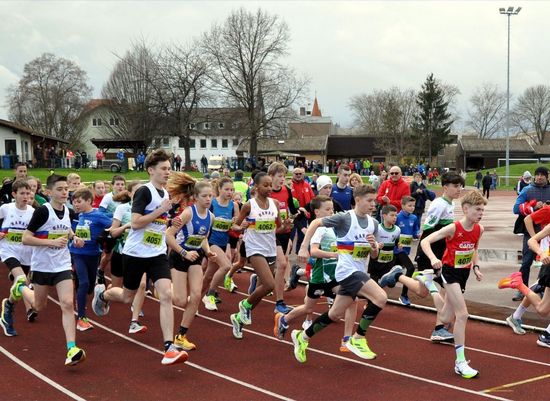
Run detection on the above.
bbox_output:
[0,345,87,401]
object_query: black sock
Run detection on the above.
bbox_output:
[206,289,216,296]
[6,299,14,307]
[435,324,444,331]
[178,326,188,336]
[356,302,382,336]
[305,312,333,338]
[164,341,173,351]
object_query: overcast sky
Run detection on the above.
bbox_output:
[1,0,547,130]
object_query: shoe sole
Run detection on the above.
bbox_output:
[454,368,479,379]
[537,339,550,348]
[230,314,243,339]
[129,326,148,334]
[76,325,93,332]
[505,316,526,335]
[65,349,86,366]
[0,318,16,337]
[161,351,188,365]
[345,341,377,359]
[379,266,403,288]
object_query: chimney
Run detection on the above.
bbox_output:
[299,107,306,116]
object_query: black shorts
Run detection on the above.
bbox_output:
[538,265,550,288]
[122,254,171,291]
[247,254,276,266]
[30,270,73,286]
[97,230,117,254]
[307,280,338,299]
[337,271,371,300]
[440,265,471,293]
[368,259,397,282]
[2,257,29,274]
[229,235,239,249]
[169,249,205,273]
[239,241,246,258]
[276,233,291,253]
[111,251,124,278]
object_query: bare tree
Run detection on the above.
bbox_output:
[7,53,92,147]
[467,83,507,139]
[202,7,309,157]
[350,87,417,161]
[511,85,550,145]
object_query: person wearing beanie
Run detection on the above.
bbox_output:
[517,171,532,195]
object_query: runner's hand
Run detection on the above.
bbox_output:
[430,258,442,270]
[474,268,483,281]
[207,251,217,260]
[298,247,309,263]
[73,236,85,248]
[184,251,199,262]
[52,236,68,248]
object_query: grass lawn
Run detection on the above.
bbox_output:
[462,162,550,190]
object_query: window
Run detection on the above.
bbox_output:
[222,139,228,149]
[211,139,217,148]
[232,138,239,147]
[92,118,97,127]
[218,122,225,129]
[204,122,210,130]
[109,118,115,126]
[190,139,196,149]
[162,137,170,146]
[188,123,196,130]
[200,139,207,149]
[179,137,185,148]
[97,118,102,126]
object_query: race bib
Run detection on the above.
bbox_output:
[212,217,232,232]
[48,230,68,240]
[254,219,276,234]
[142,229,163,247]
[75,225,91,241]
[378,249,394,263]
[279,209,288,221]
[352,242,371,260]
[399,234,413,248]
[6,229,24,243]
[454,250,474,269]
[184,235,205,249]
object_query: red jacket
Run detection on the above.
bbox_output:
[291,180,314,207]
[376,178,411,211]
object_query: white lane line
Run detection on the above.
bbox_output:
[231,289,550,368]
[0,345,87,401]
[46,296,295,401]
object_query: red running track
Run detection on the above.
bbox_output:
[0,271,549,401]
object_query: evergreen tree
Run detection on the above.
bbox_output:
[413,73,454,160]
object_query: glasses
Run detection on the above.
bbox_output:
[294,173,303,175]
[389,172,400,175]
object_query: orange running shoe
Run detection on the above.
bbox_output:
[498,272,523,289]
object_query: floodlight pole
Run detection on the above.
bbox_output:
[500,6,521,186]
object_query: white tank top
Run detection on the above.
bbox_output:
[0,203,35,265]
[244,198,277,258]
[31,203,72,273]
[123,182,169,258]
[335,211,376,282]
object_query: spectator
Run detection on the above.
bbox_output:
[491,170,498,190]
[201,154,208,174]
[331,165,354,210]
[96,149,104,168]
[174,154,182,171]
[516,171,532,194]
[0,162,28,205]
[290,167,314,253]
[482,171,492,199]
[475,169,482,189]
[136,151,146,172]
[116,149,125,162]
[409,172,434,223]
[376,166,411,212]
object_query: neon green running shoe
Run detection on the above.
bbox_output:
[65,346,86,366]
[345,337,377,360]
[291,330,309,363]
[223,274,237,292]
[10,275,26,302]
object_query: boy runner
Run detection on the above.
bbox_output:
[92,149,187,365]
[421,190,486,378]
[21,174,87,365]
[293,185,384,362]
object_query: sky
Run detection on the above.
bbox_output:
[0,0,547,131]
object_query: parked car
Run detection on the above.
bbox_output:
[208,156,223,171]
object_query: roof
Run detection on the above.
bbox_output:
[459,137,533,152]
[311,97,321,117]
[81,99,114,115]
[91,138,147,152]
[0,119,69,144]
[532,144,550,156]
[327,135,385,157]
[236,134,328,154]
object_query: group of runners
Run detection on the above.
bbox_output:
[0,151,548,379]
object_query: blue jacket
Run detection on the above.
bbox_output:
[513,183,550,215]
[395,210,420,255]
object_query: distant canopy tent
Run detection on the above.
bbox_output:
[258,151,301,158]
[91,139,147,154]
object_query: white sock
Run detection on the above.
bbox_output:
[546,323,550,333]
[513,304,527,320]
[297,268,305,276]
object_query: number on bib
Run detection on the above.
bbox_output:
[454,250,474,269]
[378,250,394,263]
[352,243,371,260]
[142,230,163,247]
[6,229,23,243]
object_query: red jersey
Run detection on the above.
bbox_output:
[270,185,292,233]
[92,195,104,209]
[441,221,481,269]
[530,205,550,228]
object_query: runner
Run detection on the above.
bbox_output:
[293,185,384,362]
[229,172,290,339]
[0,180,36,336]
[21,174,87,366]
[92,149,188,365]
[420,190,486,378]
[166,178,216,350]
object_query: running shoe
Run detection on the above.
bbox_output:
[224,274,237,293]
[10,275,26,302]
[274,302,293,314]
[505,315,526,335]
[128,321,148,334]
[130,306,145,318]
[230,313,243,339]
[454,360,479,379]
[65,346,86,366]
[274,313,288,340]
[302,319,313,330]
[537,331,550,348]
[412,269,435,289]
[0,298,17,337]
[26,308,38,322]
[214,292,222,304]
[91,284,110,316]
[238,300,252,325]
[345,337,377,359]
[248,273,257,295]
[399,294,411,306]
[76,317,93,332]
[497,271,523,289]
[430,327,454,342]
[291,330,309,363]
[202,295,218,311]
[174,334,196,351]
[96,268,106,285]
[161,344,188,365]
[327,297,334,308]
[288,264,301,290]
[378,265,404,288]
[340,337,350,353]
